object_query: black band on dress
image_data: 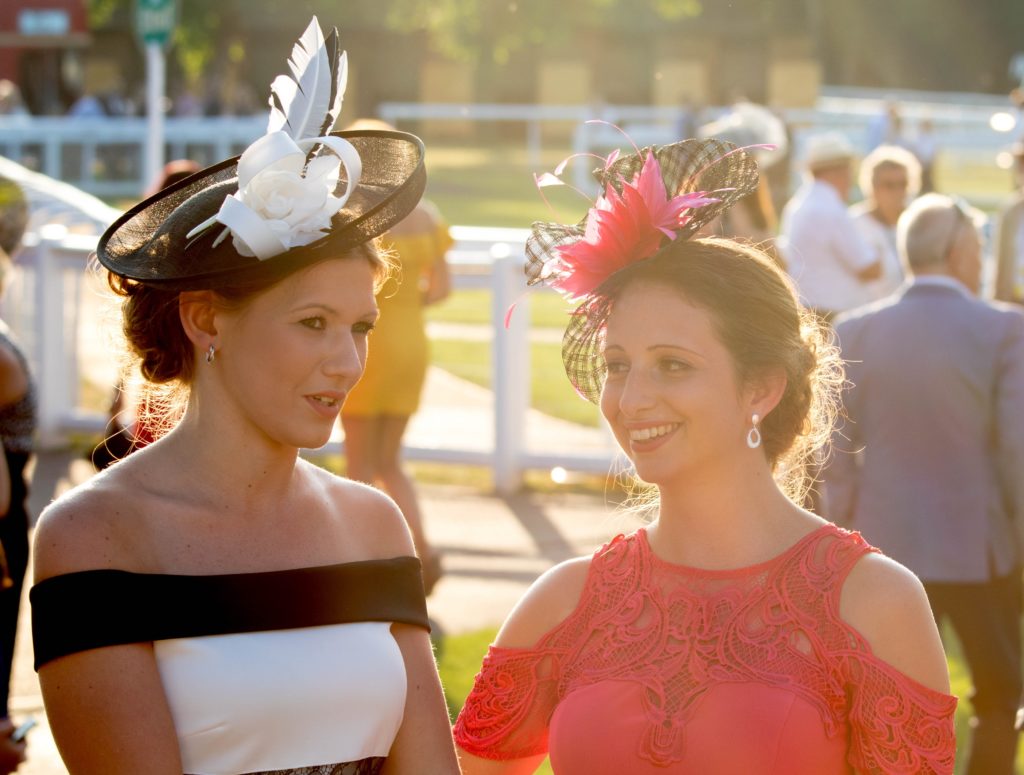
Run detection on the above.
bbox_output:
[31,556,428,670]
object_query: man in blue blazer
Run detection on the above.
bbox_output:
[826,193,1024,775]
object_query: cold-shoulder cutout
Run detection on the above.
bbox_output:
[493,555,593,650]
[839,551,950,695]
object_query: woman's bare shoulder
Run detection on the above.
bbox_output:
[33,464,147,582]
[839,552,950,694]
[301,460,415,558]
[493,555,594,650]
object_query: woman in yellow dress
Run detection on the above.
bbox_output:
[342,133,452,594]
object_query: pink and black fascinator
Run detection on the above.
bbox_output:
[527,137,761,402]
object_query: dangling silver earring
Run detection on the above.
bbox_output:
[746,413,762,449]
[206,344,216,364]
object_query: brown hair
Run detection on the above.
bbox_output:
[607,237,842,503]
[110,240,391,387]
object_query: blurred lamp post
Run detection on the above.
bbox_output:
[135,0,177,193]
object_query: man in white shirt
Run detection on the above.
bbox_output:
[780,132,881,319]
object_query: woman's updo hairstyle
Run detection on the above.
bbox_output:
[110,240,391,387]
[605,237,842,503]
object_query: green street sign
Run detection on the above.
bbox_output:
[135,0,176,46]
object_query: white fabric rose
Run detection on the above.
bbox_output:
[187,130,361,260]
[232,153,337,257]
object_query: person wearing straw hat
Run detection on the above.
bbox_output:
[30,19,459,774]
[454,137,955,774]
[780,131,882,321]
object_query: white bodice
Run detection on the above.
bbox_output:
[154,621,406,774]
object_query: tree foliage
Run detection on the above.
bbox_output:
[383,0,701,64]
[86,0,1024,94]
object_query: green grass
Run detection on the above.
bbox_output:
[427,287,574,330]
[421,137,1016,227]
[438,624,1017,774]
[424,141,587,229]
[941,620,1024,773]
[430,337,602,428]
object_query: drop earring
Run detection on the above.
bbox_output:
[746,413,762,449]
[206,344,216,364]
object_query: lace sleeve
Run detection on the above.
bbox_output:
[844,653,957,775]
[453,644,562,761]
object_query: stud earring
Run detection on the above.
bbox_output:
[206,344,216,364]
[746,413,762,449]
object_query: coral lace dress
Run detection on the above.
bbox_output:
[455,525,956,774]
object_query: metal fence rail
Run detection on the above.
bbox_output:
[4,91,1018,202]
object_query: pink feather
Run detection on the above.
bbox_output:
[550,151,718,300]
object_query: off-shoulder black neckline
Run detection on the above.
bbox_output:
[31,556,428,670]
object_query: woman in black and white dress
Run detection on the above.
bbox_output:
[29,18,459,775]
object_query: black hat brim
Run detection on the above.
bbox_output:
[97,129,426,291]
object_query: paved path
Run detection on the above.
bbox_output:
[9,369,635,773]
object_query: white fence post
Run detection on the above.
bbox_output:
[33,234,71,446]
[491,252,529,494]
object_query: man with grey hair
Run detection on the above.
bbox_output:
[825,193,1024,774]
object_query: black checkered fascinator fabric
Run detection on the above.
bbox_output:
[97,129,425,291]
[526,138,760,402]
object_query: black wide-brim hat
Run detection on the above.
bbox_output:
[96,128,425,291]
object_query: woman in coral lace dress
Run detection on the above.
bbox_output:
[454,139,957,774]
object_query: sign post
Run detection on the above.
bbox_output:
[135,0,177,192]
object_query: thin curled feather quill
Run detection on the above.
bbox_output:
[319,29,345,137]
[267,17,345,140]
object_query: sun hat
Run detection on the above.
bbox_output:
[803,131,856,170]
[96,18,425,291]
[526,136,761,402]
[697,101,788,169]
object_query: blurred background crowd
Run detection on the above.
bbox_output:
[3,1,1024,773]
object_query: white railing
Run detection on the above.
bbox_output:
[0,115,265,199]
[379,96,1020,203]
[1,226,619,493]
[3,94,1018,202]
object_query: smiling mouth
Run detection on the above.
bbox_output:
[628,423,679,442]
[309,395,340,408]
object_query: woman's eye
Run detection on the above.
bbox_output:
[353,321,376,335]
[604,360,629,376]
[300,317,325,330]
[661,358,691,373]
